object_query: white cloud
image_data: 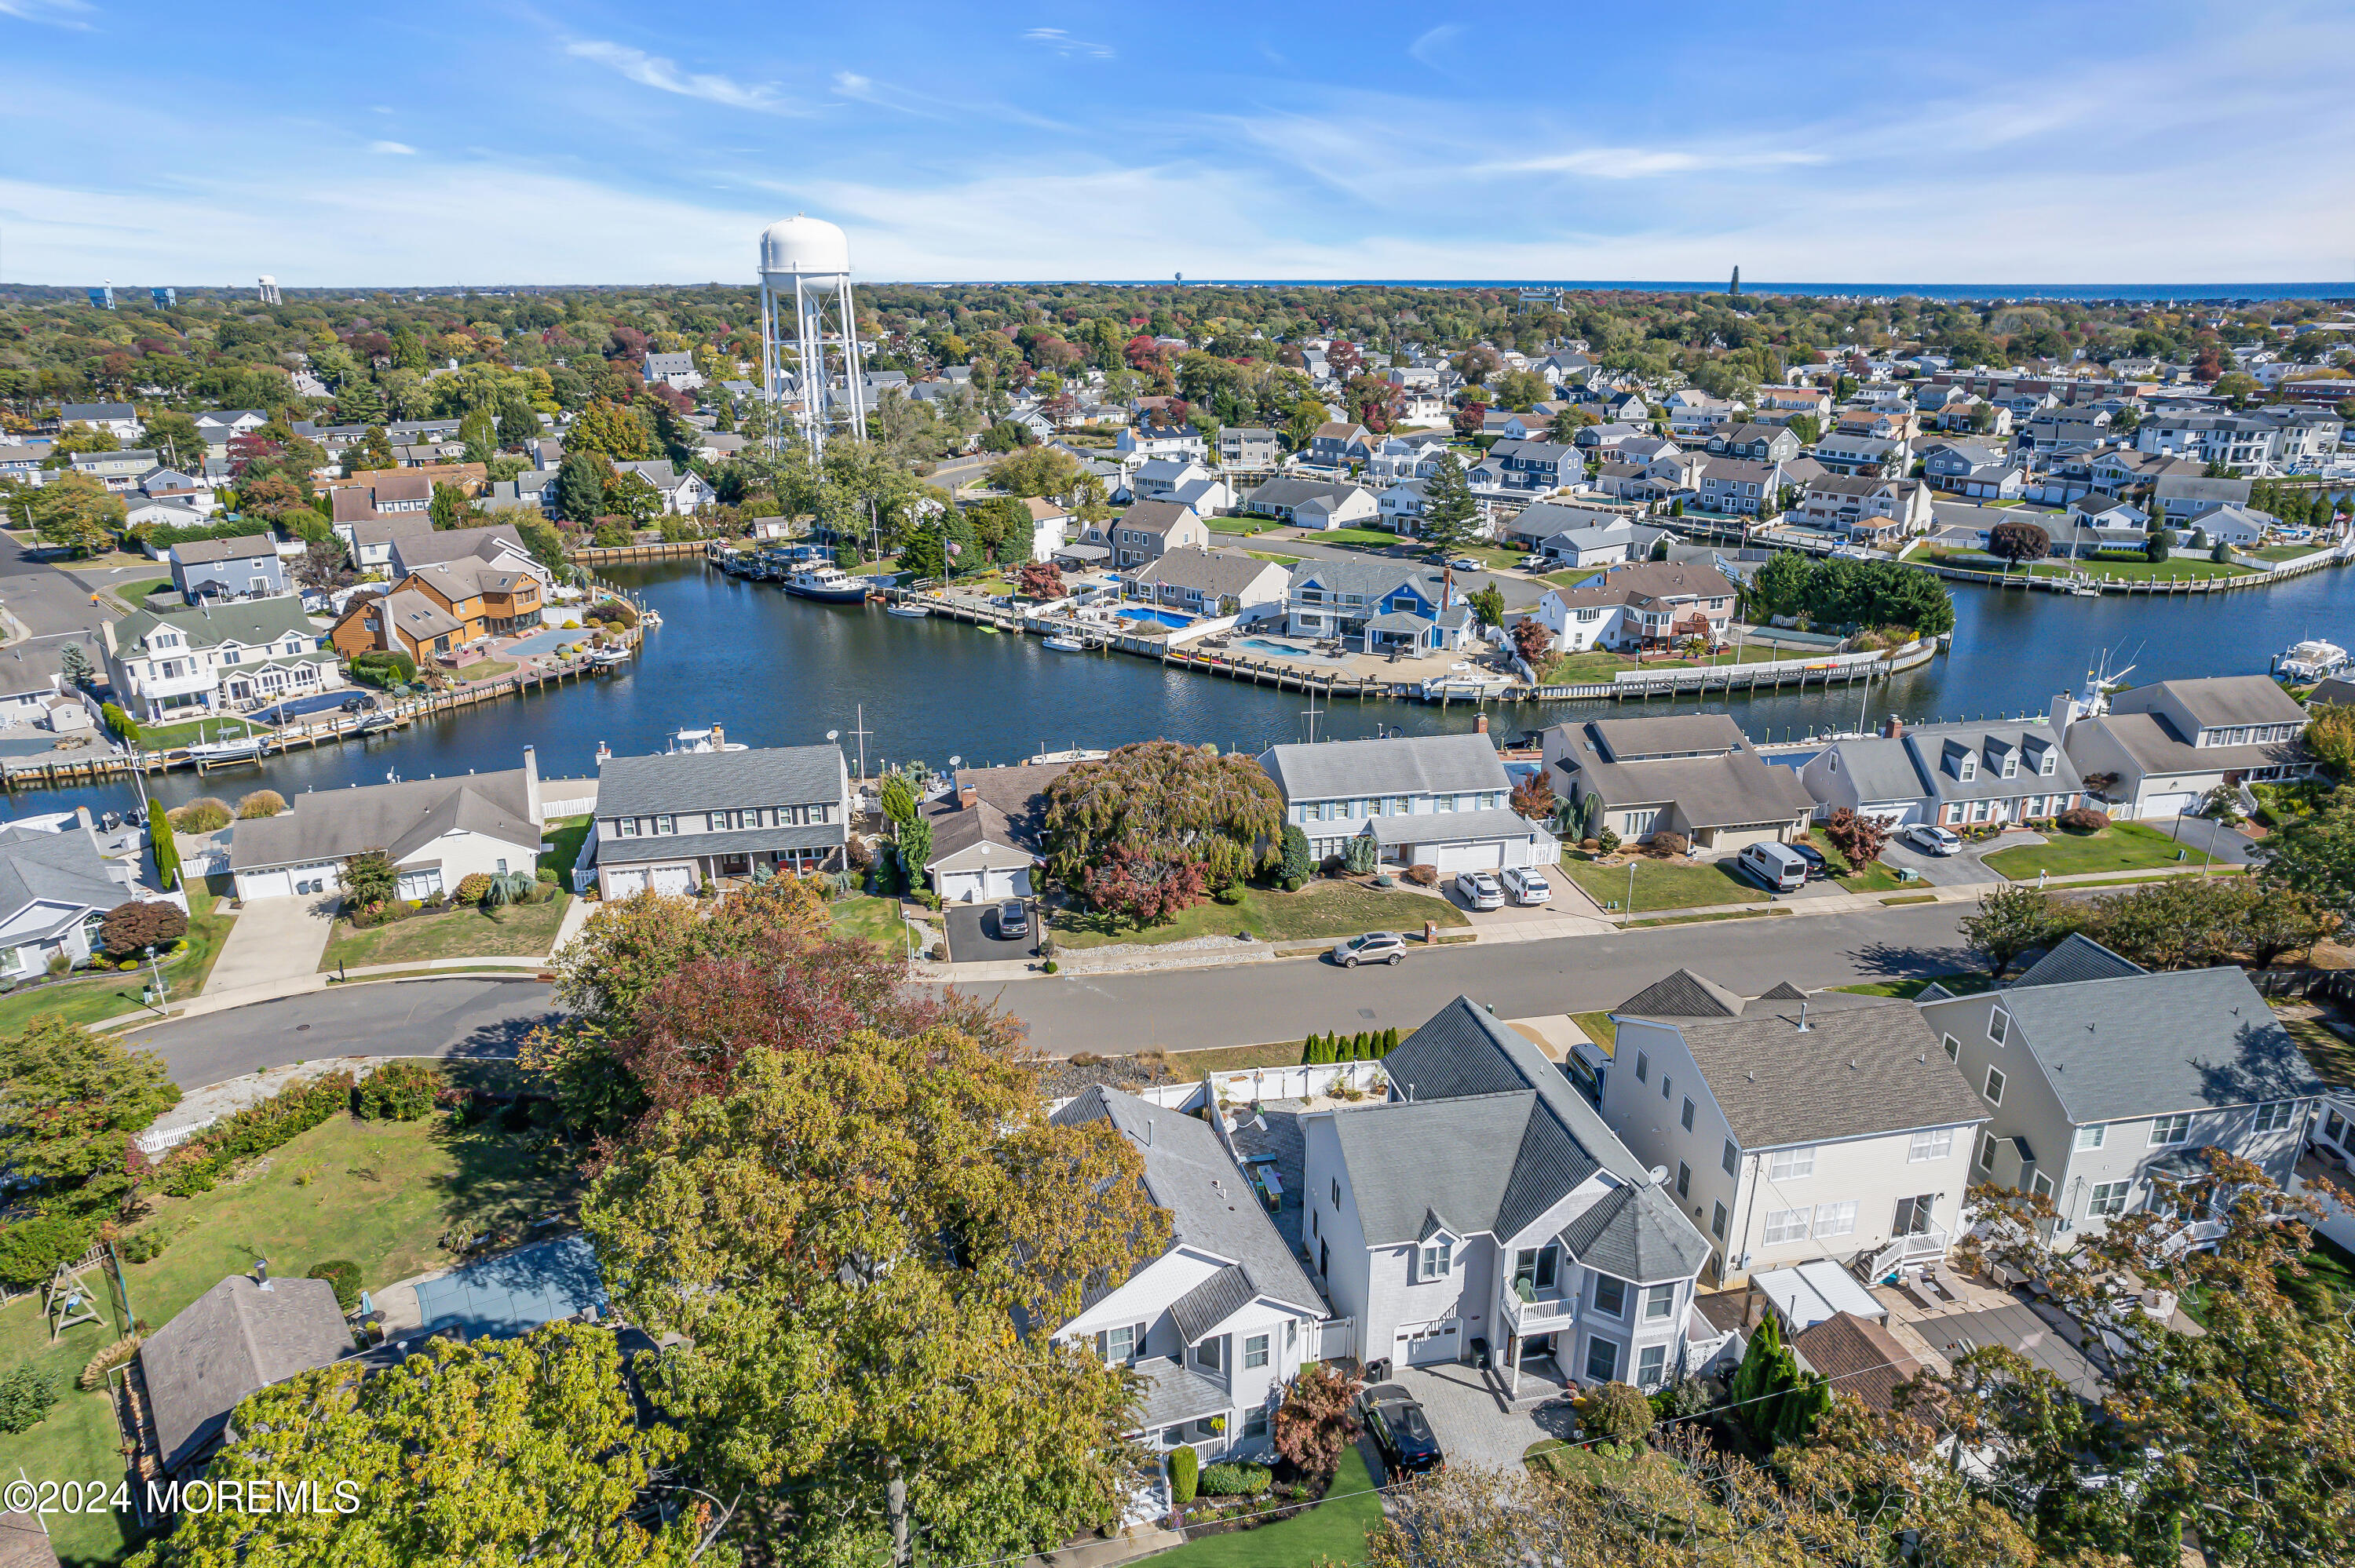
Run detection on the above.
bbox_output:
[1406,24,1462,71]
[367,140,416,155]
[1021,27,1113,60]
[1477,146,1828,178]
[565,40,799,114]
[0,0,93,27]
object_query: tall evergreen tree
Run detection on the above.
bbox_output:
[1418,451,1480,556]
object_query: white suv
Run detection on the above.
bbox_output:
[1454,870,1506,910]
[1499,866,1552,905]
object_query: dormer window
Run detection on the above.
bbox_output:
[1999,753,2017,779]
[2039,750,2057,775]
[1956,755,1976,782]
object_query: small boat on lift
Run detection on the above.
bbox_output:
[1042,635,1086,652]
[583,644,632,669]
[885,601,930,619]
[184,725,265,764]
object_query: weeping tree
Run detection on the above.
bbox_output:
[1043,742,1283,912]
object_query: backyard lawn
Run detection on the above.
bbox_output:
[133,713,268,750]
[1557,851,1764,913]
[319,894,569,971]
[1246,551,1305,566]
[1542,567,1608,589]
[1052,880,1466,950]
[1535,641,1792,685]
[829,892,910,949]
[538,814,591,881]
[1148,1443,1381,1566]
[0,1107,580,1566]
[2249,545,2328,563]
[1807,829,1908,893]
[0,884,234,1036]
[1981,821,2217,881]
[444,657,519,683]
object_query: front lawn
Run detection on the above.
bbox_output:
[1149,1443,1380,1566]
[1207,516,1276,536]
[0,884,233,1034]
[829,892,910,950]
[1556,851,1762,913]
[1051,880,1467,950]
[0,1106,580,1566]
[1807,829,1908,893]
[2249,545,2326,563]
[319,894,569,972]
[1981,821,2217,881]
[1300,527,1408,549]
[1835,972,1995,1000]
[1571,1010,1617,1052]
[1247,551,1305,566]
[1542,567,1609,589]
[1535,641,1789,685]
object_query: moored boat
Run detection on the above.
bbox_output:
[782,564,870,603]
[1042,635,1086,651]
[885,602,930,619]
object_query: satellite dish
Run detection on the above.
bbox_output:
[1647,1165,1669,1186]
[827,730,839,741]
[948,755,962,768]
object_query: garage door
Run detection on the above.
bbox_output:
[604,869,651,897]
[1426,841,1502,876]
[237,869,294,900]
[651,865,696,895]
[2139,792,2196,820]
[1397,1318,1461,1366]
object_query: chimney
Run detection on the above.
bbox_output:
[254,1258,272,1291]
[2048,691,2074,741]
[522,745,542,826]
[1882,714,1904,740]
[958,784,978,811]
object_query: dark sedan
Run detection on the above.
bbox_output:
[1361,1384,1445,1476]
[1787,841,1830,881]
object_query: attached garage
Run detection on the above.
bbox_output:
[1423,840,1504,876]
[2138,789,2199,820]
[1396,1318,1462,1366]
[234,861,340,901]
[650,864,697,895]
[937,864,1031,904]
[601,867,651,897]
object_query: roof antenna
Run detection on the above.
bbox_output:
[1795,997,1810,1031]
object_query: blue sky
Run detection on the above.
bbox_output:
[4,0,2353,286]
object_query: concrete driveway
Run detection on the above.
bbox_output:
[204,892,338,994]
[943,901,1037,964]
[1879,833,2007,888]
[1378,1363,1577,1471]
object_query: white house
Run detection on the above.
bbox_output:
[229,750,545,902]
[586,743,851,895]
[1259,731,1556,873]
[0,815,152,980]
[1798,717,2086,830]
[102,600,343,724]
[1302,997,1714,1397]
[2058,674,2316,819]
[1053,1086,1328,1462]
[1601,971,1986,1288]
[1534,561,1737,653]
[1131,458,1234,516]
[611,460,714,515]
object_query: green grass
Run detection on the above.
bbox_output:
[1571,1010,1617,1053]
[1557,851,1765,913]
[1881,892,1939,905]
[319,895,569,972]
[133,713,266,749]
[1535,641,1789,685]
[1981,821,2218,881]
[1834,972,1995,1000]
[1298,527,1407,549]
[1207,516,1276,536]
[1163,1039,1320,1075]
[1150,1443,1380,1566]
[1543,567,1609,589]
[538,814,590,881]
[2072,553,2257,582]
[1246,551,1304,566]
[0,885,233,1034]
[1051,881,1466,950]
[123,578,174,602]
[445,658,519,682]
[1526,1439,1685,1486]
[1623,908,1790,928]
[2248,545,2325,563]
[2179,1231,2355,1327]
[2278,1010,2355,1089]
[0,1108,580,1566]
[829,893,909,950]
[1807,829,1908,893]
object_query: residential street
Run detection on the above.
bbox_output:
[122,975,560,1088]
[0,532,117,692]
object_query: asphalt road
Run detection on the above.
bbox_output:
[0,534,119,689]
[123,976,560,1088]
[125,906,1981,1088]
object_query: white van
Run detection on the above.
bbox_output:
[1737,840,1809,894]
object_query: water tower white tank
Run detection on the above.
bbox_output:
[757,213,866,457]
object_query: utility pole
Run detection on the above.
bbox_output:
[849,703,873,782]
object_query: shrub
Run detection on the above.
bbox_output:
[1578,1380,1655,1443]
[1042,959,1059,974]
[1403,862,1438,887]
[116,1227,170,1264]
[455,873,495,904]
[1213,880,1246,905]
[535,865,558,884]
[929,939,947,962]
[166,796,232,833]
[1169,1444,1199,1505]
[2055,806,2111,833]
[100,898,188,957]
[0,1366,60,1435]
[306,1260,363,1311]
[78,1334,143,1392]
[360,1059,443,1121]
[1596,827,1622,857]
[1647,831,1689,859]
[1198,1461,1272,1496]
[157,1071,354,1195]
[0,1212,100,1289]
[236,789,287,819]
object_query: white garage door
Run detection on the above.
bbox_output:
[237,869,294,900]
[1397,1318,1462,1366]
[2139,792,2196,820]
[1426,840,1503,876]
[604,869,651,897]
[651,865,696,895]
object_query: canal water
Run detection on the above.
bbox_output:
[22,559,2355,824]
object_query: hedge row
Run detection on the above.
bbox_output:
[155,1063,444,1196]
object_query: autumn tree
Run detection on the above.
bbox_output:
[0,1018,180,1220]
[584,1026,1168,1568]
[1956,884,2079,978]
[1083,844,1208,924]
[1509,616,1551,665]
[1042,741,1281,906]
[99,899,187,956]
[986,444,1082,499]
[127,1323,720,1567]
[1985,519,2051,564]
[30,473,122,556]
[1510,771,1555,822]
[2258,795,2355,923]
[1015,560,1065,600]
[1821,806,1889,869]
[1272,1363,1361,1476]
[2302,702,2355,779]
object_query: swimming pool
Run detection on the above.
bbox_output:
[1118,607,1195,629]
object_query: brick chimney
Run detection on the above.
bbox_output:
[1882,715,1904,739]
[959,785,978,811]
[522,745,542,826]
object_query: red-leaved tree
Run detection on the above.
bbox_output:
[1083,845,1207,926]
[1511,771,1556,822]
[1274,1364,1363,1476]
[1510,617,1551,665]
[1016,561,1065,600]
[1822,807,1889,870]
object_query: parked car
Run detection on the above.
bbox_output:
[1331,931,1408,968]
[1361,1384,1445,1476]
[1787,841,1829,881]
[1519,555,1548,571]
[1902,823,1962,855]
[1499,866,1552,905]
[1454,870,1506,910]
[1736,840,1810,893]
[1448,556,1482,572]
[995,900,1030,939]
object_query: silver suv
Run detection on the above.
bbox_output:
[1331,931,1408,968]
[1499,866,1552,905]
[1454,870,1506,911]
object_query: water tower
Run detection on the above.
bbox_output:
[257,275,282,305]
[758,213,867,458]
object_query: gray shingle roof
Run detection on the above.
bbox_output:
[1616,968,1743,1019]
[2010,932,2145,989]
[597,746,845,819]
[1258,732,1506,803]
[113,598,317,655]
[1557,1180,1714,1285]
[1364,807,1550,850]
[140,1274,352,1475]
[594,822,845,865]
[1052,1086,1322,1317]
[1664,988,1988,1148]
[1127,548,1281,597]
[0,822,128,939]
[1130,1355,1230,1431]
[170,533,277,565]
[2123,674,2308,731]
[1167,1265,1255,1344]
[1933,968,2325,1119]
[231,770,538,872]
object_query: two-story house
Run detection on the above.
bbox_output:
[1810,433,1905,477]
[1305,421,1374,468]
[1706,424,1801,464]
[1302,997,1714,1398]
[611,460,714,515]
[1122,548,1288,622]
[1533,561,1739,653]
[0,813,153,981]
[643,350,703,390]
[1543,715,1815,851]
[1799,717,2085,830]
[2058,674,2316,819]
[1217,426,1281,469]
[169,534,289,605]
[1796,476,1937,544]
[1115,414,1208,466]
[1603,972,1987,1287]
[1694,458,1784,517]
[1053,1086,1328,1464]
[1242,478,1380,531]
[586,744,851,895]
[51,402,141,443]
[1280,559,1473,655]
[71,448,160,493]
[1086,500,1210,570]
[1487,439,1580,493]
[103,600,342,722]
[1528,520,1663,568]
[1920,946,2319,1239]
[386,523,546,586]
[1259,731,1554,873]
[1130,458,1233,516]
